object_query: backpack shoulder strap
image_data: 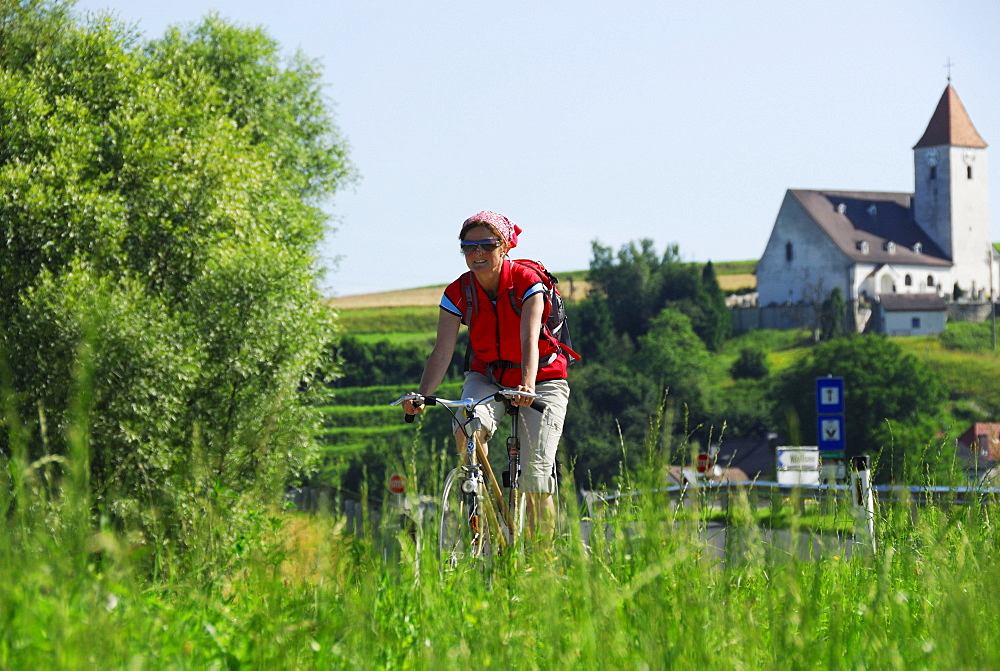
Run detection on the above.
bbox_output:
[460,271,478,325]
[507,259,549,316]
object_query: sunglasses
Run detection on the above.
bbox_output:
[459,239,501,255]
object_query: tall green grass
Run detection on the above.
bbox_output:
[9,320,1000,667]
[6,405,1000,668]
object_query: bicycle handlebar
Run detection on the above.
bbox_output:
[391,390,547,423]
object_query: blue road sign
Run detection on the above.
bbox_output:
[817,414,846,451]
[816,377,845,415]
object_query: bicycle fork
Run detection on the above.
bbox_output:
[460,463,486,545]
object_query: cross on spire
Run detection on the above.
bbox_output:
[945,57,955,83]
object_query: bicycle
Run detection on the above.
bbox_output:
[390,389,545,568]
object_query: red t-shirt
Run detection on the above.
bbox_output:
[440,260,568,387]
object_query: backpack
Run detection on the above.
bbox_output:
[460,259,581,367]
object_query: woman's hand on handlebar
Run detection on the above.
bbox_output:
[402,393,425,416]
[512,383,535,407]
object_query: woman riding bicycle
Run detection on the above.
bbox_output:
[402,210,579,538]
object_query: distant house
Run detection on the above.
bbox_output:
[871,293,947,336]
[665,436,773,486]
[754,84,999,334]
[956,423,1000,462]
[713,436,773,481]
[955,423,1000,483]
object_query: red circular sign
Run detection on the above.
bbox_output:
[388,473,407,494]
[696,453,710,474]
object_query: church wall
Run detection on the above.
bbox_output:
[947,301,994,323]
[731,301,859,334]
[856,262,950,299]
[756,192,852,306]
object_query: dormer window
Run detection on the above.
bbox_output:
[884,241,896,254]
[913,242,922,254]
[856,241,869,254]
[836,203,847,215]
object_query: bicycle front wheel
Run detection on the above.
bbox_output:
[439,467,492,567]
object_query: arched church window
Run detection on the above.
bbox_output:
[905,274,912,286]
[927,275,934,287]
[968,166,973,179]
[785,242,793,262]
[930,166,937,180]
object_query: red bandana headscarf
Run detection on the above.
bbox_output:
[462,210,522,249]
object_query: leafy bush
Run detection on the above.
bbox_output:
[730,347,769,380]
[561,363,664,487]
[939,321,995,352]
[706,380,774,439]
[0,2,353,565]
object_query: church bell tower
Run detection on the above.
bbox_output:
[913,84,991,296]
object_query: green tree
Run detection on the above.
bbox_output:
[587,239,732,351]
[561,363,662,488]
[707,379,774,439]
[565,292,633,365]
[334,337,430,387]
[819,286,847,341]
[772,336,947,483]
[634,309,711,407]
[587,239,674,343]
[632,308,713,442]
[0,2,354,557]
[696,260,732,350]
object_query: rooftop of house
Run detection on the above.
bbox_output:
[957,423,1000,461]
[877,293,948,312]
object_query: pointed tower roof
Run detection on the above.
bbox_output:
[913,84,988,149]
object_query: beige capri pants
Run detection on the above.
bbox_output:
[456,372,571,494]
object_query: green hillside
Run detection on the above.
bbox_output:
[319,261,1000,491]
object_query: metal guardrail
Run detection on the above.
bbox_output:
[587,480,1000,512]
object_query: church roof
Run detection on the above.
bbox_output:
[878,293,947,312]
[913,84,988,149]
[789,189,951,267]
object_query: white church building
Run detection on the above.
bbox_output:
[755,84,999,334]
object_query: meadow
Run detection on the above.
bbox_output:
[6,263,1000,668]
[5,435,1000,668]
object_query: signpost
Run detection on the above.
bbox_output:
[816,376,846,482]
[815,376,844,415]
[388,473,407,495]
[776,446,820,485]
[817,415,846,452]
[815,377,846,452]
[696,453,710,474]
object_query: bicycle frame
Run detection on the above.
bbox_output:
[391,390,542,559]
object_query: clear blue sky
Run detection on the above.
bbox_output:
[72,0,1000,297]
